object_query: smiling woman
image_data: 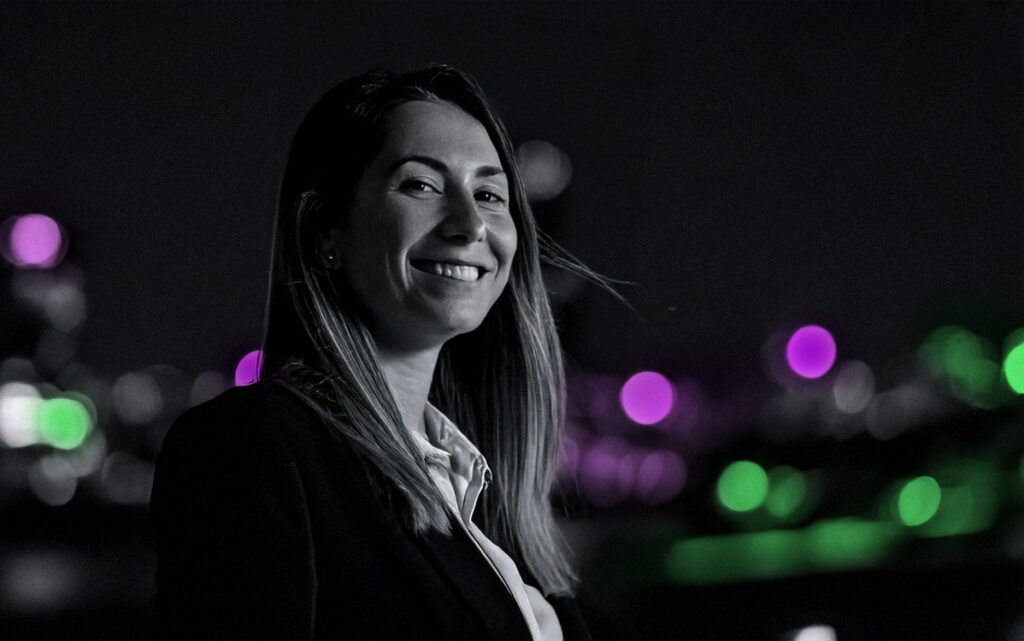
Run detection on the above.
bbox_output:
[330,100,518,352]
[150,66,594,640]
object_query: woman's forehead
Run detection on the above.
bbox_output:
[377,100,502,170]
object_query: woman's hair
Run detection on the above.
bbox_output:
[261,65,595,596]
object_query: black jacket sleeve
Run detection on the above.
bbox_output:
[151,389,317,640]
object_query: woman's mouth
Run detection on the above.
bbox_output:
[411,260,482,282]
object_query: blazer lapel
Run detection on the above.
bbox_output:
[414,524,534,640]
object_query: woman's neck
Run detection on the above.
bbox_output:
[375,344,441,438]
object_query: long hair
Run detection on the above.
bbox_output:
[261,65,594,596]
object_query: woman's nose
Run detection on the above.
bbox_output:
[440,190,486,243]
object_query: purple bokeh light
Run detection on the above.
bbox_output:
[620,371,675,425]
[579,436,631,507]
[786,325,837,379]
[635,450,687,505]
[6,214,65,268]
[234,350,263,386]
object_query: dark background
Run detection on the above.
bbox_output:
[1,2,1022,639]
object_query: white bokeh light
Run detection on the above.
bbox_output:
[112,371,164,425]
[516,140,573,201]
[832,360,875,414]
[0,382,43,448]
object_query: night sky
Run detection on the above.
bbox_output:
[2,2,1021,385]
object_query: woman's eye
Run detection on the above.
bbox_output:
[476,190,507,205]
[402,179,439,194]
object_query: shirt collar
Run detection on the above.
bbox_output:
[413,402,492,522]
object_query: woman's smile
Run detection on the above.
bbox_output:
[409,258,491,281]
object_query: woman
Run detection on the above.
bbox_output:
[151,65,594,640]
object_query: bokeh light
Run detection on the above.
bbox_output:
[765,466,808,520]
[61,426,106,478]
[915,461,998,538]
[664,379,703,436]
[666,518,896,584]
[620,450,648,499]
[234,350,263,387]
[28,456,77,506]
[3,214,66,268]
[38,397,92,450]
[897,476,942,527]
[919,326,1005,407]
[0,356,39,382]
[0,550,79,611]
[716,460,769,512]
[634,450,687,505]
[921,326,985,378]
[112,371,164,425]
[806,518,897,567]
[1003,341,1024,394]
[515,140,573,201]
[579,436,631,507]
[791,625,838,641]
[786,325,837,379]
[832,360,875,413]
[100,451,156,505]
[0,382,43,447]
[41,282,87,331]
[666,530,799,585]
[917,485,976,537]
[10,270,88,332]
[864,382,937,440]
[620,371,674,425]
[189,370,229,406]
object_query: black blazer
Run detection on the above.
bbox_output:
[151,380,591,640]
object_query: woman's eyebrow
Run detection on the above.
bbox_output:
[389,154,506,179]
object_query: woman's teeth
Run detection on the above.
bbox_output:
[428,262,479,281]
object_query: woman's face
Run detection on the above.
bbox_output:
[329,99,518,352]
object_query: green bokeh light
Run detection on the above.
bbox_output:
[945,331,987,374]
[916,485,975,537]
[716,461,768,512]
[920,326,979,377]
[1004,343,1024,394]
[903,459,1000,538]
[807,518,896,566]
[897,476,942,527]
[39,397,92,450]
[665,518,898,585]
[765,466,807,519]
[963,357,1000,396]
[920,326,1006,407]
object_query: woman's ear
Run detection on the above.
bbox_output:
[320,227,344,270]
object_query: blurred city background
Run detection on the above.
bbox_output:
[1,2,1022,639]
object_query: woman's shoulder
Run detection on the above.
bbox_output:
[157,379,326,468]
[174,377,310,420]
[152,378,354,527]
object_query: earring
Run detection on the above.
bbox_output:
[321,246,336,269]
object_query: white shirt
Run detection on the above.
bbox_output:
[409,403,564,641]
